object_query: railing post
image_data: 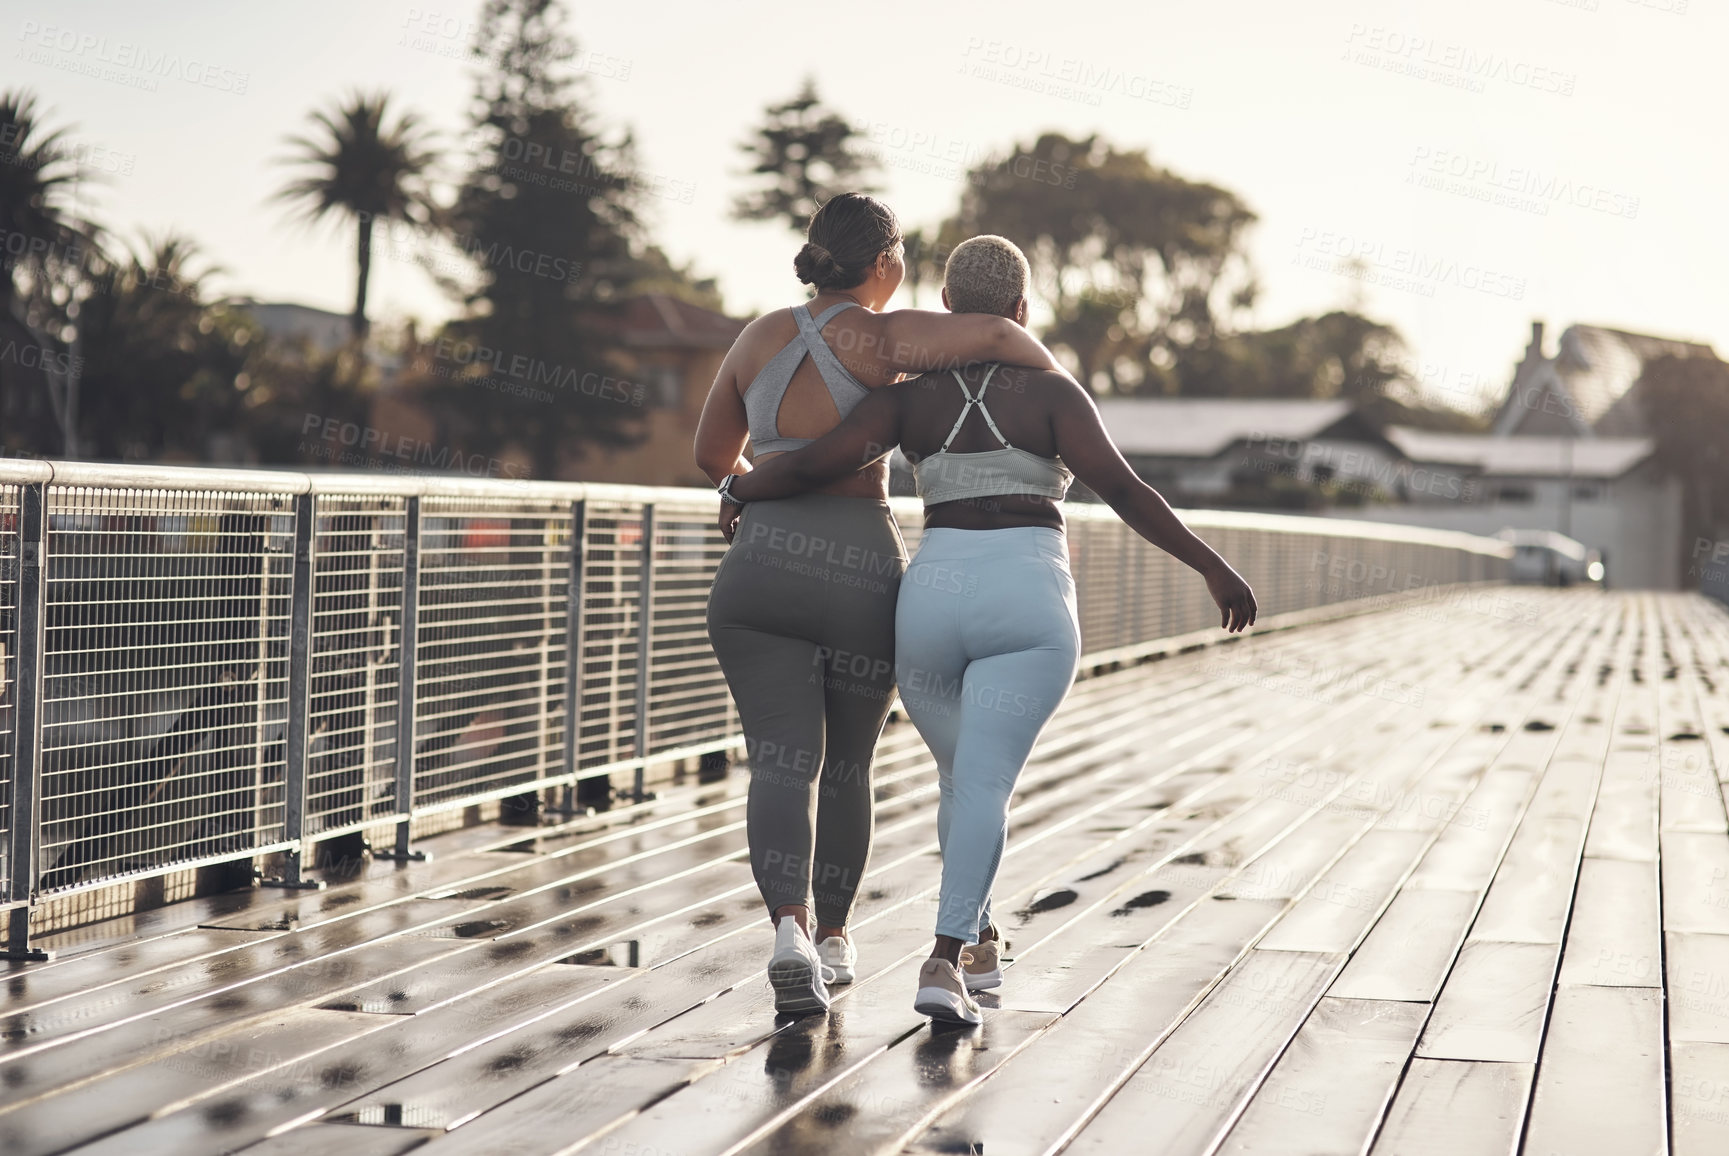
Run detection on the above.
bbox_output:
[260,492,322,890]
[378,496,426,860]
[4,482,52,960]
[631,503,656,804]
[567,500,608,812]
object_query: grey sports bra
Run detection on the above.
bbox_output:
[744,301,870,455]
[913,364,1073,508]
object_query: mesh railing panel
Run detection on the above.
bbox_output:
[0,483,17,898]
[577,503,643,770]
[36,488,294,894]
[0,470,1511,916]
[412,499,569,809]
[643,505,735,756]
[306,496,408,834]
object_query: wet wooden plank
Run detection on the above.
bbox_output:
[1328,888,1480,1002]
[233,1123,441,1156]
[1,907,475,1059]
[13,969,611,1156]
[1256,830,1429,953]
[1369,1058,1531,1156]
[0,928,279,1018]
[1557,857,1661,987]
[1416,940,1557,1063]
[0,936,468,1104]
[1672,1042,1729,1156]
[1402,770,1534,892]
[1214,807,1380,902]
[1217,997,1427,1156]
[0,1009,384,1156]
[1522,985,1664,1156]
[987,863,1228,1015]
[1667,932,1729,1043]
[1063,950,1342,1155]
[409,1054,720,1156]
[739,1010,1060,1156]
[1467,815,1586,945]
[438,950,938,1156]
[1584,749,1660,863]
[1662,832,1729,933]
[905,899,1286,1156]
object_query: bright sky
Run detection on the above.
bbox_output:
[6,0,1721,416]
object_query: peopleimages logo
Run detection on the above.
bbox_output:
[16,21,251,95]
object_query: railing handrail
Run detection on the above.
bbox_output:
[0,458,1514,558]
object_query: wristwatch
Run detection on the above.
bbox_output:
[717,473,747,506]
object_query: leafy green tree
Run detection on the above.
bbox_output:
[0,89,102,453]
[276,91,438,341]
[946,133,1255,394]
[428,0,650,478]
[733,79,880,234]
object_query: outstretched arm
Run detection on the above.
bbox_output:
[1050,379,1258,632]
[875,310,1067,376]
[719,387,905,541]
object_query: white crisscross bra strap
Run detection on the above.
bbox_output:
[939,364,1010,452]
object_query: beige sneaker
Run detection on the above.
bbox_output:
[959,936,1003,992]
[913,958,983,1025]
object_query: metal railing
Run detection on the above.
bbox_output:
[0,459,1511,959]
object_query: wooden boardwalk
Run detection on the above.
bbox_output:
[2,589,1726,1156]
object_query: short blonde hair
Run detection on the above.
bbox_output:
[943,235,1030,317]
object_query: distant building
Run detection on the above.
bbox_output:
[1492,320,1717,437]
[577,294,746,486]
[1085,321,1704,589]
[1350,427,1680,589]
[1094,398,1403,509]
[366,293,745,487]
[1325,319,1712,590]
[232,300,355,354]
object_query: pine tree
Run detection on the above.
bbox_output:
[733,79,879,234]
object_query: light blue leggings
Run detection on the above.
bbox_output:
[895,527,1082,942]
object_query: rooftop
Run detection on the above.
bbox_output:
[1495,322,1718,436]
[594,292,746,350]
[1096,397,1368,458]
[1386,426,1655,478]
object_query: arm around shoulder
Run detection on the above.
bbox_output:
[875,310,1065,375]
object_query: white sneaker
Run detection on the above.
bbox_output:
[817,935,856,985]
[959,936,1003,992]
[767,918,833,1016]
[913,958,983,1025]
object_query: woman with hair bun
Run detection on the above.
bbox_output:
[696,193,1070,1017]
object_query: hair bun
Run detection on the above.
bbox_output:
[794,241,844,287]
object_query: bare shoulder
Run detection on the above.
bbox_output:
[992,365,1088,404]
[736,307,798,346]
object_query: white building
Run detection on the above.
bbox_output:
[1339,427,1680,589]
[1325,321,1711,590]
[1094,398,1404,508]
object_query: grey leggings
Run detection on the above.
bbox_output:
[895,527,1081,942]
[707,495,905,927]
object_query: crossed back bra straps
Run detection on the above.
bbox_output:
[743,301,870,455]
[913,364,1073,508]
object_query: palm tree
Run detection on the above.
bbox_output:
[0,89,101,453]
[276,92,438,341]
